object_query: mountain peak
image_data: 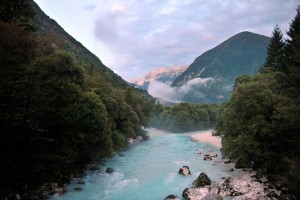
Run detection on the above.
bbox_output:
[171,31,270,103]
[129,65,188,89]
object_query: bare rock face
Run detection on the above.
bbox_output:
[179,166,191,176]
[202,193,223,200]
[216,172,270,199]
[182,187,210,200]
[192,173,211,187]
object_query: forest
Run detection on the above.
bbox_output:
[215,6,300,197]
[1,0,300,199]
[0,0,155,198]
[150,103,218,132]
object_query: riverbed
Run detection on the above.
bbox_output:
[51,128,234,200]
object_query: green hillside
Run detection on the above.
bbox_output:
[29,1,128,88]
[172,31,270,103]
[0,1,155,198]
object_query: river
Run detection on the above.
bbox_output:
[51,128,233,200]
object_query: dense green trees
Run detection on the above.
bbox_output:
[0,0,34,22]
[150,103,218,132]
[0,2,155,198]
[216,6,300,197]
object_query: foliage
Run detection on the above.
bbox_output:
[150,103,218,132]
[216,6,300,197]
[0,4,155,198]
[285,5,300,92]
[0,0,34,22]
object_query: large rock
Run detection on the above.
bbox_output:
[128,138,138,146]
[74,187,82,191]
[182,187,209,200]
[202,193,223,200]
[179,166,191,176]
[77,180,85,184]
[105,167,114,173]
[192,173,211,187]
[136,136,144,141]
[164,194,181,200]
[216,172,268,198]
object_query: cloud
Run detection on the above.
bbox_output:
[148,77,215,103]
[93,0,299,80]
[178,77,215,94]
[148,81,179,103]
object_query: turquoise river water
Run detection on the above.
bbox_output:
[51,128,233,200]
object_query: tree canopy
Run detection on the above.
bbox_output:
[216,6,300,197]
[0,2,155,198]
[150,103,218,133]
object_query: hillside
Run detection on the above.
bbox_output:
[129,65,187,90]
[172,31,270,103]
[29,1,127,88]
[0,1,156,198]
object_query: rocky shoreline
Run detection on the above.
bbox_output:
[17,136,149,200]
[17,131,294,200]
[165,147,295,200]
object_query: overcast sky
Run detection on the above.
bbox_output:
[34,0,299,80]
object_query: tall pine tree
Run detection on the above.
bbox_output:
[285,5,300,89]
[262,24,286,72]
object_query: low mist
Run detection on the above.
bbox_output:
[148,77,215,103]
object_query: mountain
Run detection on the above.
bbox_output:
[129,65,188,90]
[29,1,127,88]
[172,31,270,103]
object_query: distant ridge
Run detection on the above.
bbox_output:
[172,31,270,103]
[129,65,188,90]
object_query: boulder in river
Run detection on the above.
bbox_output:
[74,187,82,191]
[192,173,211,187]
[77,180,85,184]
[105,167,114,173]
[179,166,191,176]
[164,194,181,200]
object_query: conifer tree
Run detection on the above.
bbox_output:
[285,5,300,88]
[263,25,286,72]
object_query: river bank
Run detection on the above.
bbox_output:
[178,130,294,200]
[50,129,229,200]
[47,129,294,200]
[191,130,221,148]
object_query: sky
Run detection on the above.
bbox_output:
[33,0,299,81]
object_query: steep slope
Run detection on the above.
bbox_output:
[172,31,270,103]
[29,1,127,88]
[129,65,187,90]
